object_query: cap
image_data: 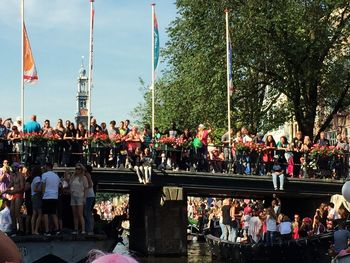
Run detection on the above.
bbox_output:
[273,155,279,159]
[12,162,24,169]
[198,124,205,129]
[16,116,22,122]
[244,206,252,215]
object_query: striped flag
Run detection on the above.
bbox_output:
[228,34,234,96]
[153,10,160,71]
[23,24,38,83]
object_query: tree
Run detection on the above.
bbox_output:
[233,0,350,138]
[134,0,350,138]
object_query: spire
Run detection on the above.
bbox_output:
[79,56,86,77]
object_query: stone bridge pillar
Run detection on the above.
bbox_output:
[129,187,187,256]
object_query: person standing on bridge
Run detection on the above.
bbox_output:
[41,163,60,236]
[23,114,41,133]
[196,124,211,172]
[70,163,88,234]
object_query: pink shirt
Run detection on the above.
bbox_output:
[197,130,209,146]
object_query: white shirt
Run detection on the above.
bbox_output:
[248,216,262,243]
[242,135,252,143]
[0,207,12,233]
[279,221,292,234]
[42,171,60,199]
[31,176,41,196]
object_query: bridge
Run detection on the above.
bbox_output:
[54,167,344,256]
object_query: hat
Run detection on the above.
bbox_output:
[198,124,205,129]
[302,217,312,224]
[16,116,22,122]
[273,155,279,159]
[12,162,23,170]
[244,206,252,215]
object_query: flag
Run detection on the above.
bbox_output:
[228,34,234,96]
[23,24,38,83]
[153,10,160,71]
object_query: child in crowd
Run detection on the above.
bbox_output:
[142,148,153,184]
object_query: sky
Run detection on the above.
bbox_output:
[0,0,177,126]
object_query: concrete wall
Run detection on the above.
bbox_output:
[129,187,187,256]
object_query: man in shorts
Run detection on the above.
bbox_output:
[41,163,60,236]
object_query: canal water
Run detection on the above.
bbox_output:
[114,237,222,263]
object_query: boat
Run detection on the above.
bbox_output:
[12,231,121,263]
[206,232,334,263]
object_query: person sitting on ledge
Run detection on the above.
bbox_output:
[271,155,284,191]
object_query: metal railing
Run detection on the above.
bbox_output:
[0,138,347,179]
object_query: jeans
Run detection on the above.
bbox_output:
[272,173,284,189]
[229,227,237,242]
[84,197,95,233]
[221,224,231,240]
[266,230,276,245]
[219,222,225,239]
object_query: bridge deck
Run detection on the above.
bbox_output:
[54,167,343,198]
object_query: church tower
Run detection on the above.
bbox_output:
[75,59,89,127]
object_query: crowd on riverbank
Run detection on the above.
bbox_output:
[0,115,348,182]
[188,196,347,245]
[0,159,129,237]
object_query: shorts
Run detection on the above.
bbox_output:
[32,194,42,211]
[71,196,85,206]
[42,199,58,215]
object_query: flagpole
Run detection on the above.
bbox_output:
[225,9,231,161]
[87,0,94,135]
[21,0,24,130]
[151,3,156,139]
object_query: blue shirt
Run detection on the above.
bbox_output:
[334,229,350,252]
[24,121,41,133]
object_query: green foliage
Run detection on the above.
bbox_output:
[134,0,350,138]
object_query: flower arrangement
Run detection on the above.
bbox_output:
[249,143,266,153]
[21,132,46,143]
[234,142,253,153]
[110,133,123,146]
[176,137,192,149]
[88,133,111,147]
[43,133,61,141]
[310,145,343,158]
[158,136,177,147]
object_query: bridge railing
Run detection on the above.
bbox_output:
[0,138,347,179]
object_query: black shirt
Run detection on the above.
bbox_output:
[222,205,231,225]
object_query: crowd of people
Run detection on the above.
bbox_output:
[0,115,347,184]
[0,161,97,236]
[94,199,128,221]
[188,196,347,248]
